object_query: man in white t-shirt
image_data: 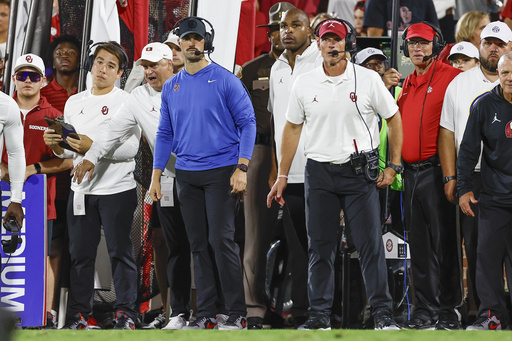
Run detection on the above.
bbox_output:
[44,41,140,330]
[268,18,403,331]
[72,42,192,330]
[439,21,512,324]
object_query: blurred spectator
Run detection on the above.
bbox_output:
[0,0,9,88]
[455,0,486,20]
[311,12,333,39]
[502,0,512,31]
[438,11,490,65]
[433,0,455,43]
[354,47,401,89]
[353,0,366,36]
[447,41,480,71]
[363,0,438,37]
[327,0,357,24]
[164,33,185,74]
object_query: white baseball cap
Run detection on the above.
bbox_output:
[354,47,387,65]
[448,42,479,60]
[480,21,512,42]
[14,53,45,75]
[135,43,173,66]
[164,33,180,47]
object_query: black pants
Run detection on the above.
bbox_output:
[304,159,393,315]
[154,182,191,318]
[176,165,246,318]
[67,188,138,319]
[282,183,310,320]
[403,165,462,320]
[476,203,512,323]
[459,172,481,308]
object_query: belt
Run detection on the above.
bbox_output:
[404,154,439,171]
[255,133,272,146]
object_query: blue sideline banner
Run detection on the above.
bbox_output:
[0,174,47,327]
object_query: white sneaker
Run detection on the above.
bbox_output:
[163,313,188,330]
[216,314,229,326]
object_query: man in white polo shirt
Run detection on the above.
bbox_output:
[268,18,403,331]
[439,21,512,326]
[72,42,192,330]
[43,41,140,330]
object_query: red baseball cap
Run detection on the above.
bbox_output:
[318,19,348,39]
[406,23,435,41]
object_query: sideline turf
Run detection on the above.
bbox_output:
[13,329,512,341]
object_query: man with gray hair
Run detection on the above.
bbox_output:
[457,51,512,330]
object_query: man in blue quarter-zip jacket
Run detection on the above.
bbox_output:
[150,17,256,331]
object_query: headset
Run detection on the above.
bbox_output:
[83,41,129,72]
[1,217,22,254]
[401,21,446,60]
[314,18,357,53]
[172,16,215,54]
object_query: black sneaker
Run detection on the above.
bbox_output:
[44,311,56,329]
[247,317,263,330]
[297,313,331,331]
[466,310,502,330]
[64,313,88,330]
[436,311,461,330]
[404,316,436,330]
[113,311,135,330]
[182,316,218,329]
[143,312,166,329]
[374,314,401,330]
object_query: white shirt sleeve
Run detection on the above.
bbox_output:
[369,71,398,120]
[285,77,305,125]
[3,98,25,203]
[84,101,139,164]
[440,79,456,132]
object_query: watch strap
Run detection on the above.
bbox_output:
[443,175,456,184]
[236,164,248,172]
[34,163,42,174]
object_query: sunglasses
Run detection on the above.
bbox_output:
[15,71,42,82]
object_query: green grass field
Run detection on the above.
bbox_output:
[12,329,512,341]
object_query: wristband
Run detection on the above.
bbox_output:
[34,163,42,174]
[278,175,288,179]
[442,175,456,184]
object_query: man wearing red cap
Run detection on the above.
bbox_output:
[397,22,463,330]
[268,18,403,331]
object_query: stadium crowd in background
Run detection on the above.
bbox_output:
[3,0,512,333]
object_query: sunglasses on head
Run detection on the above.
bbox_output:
[15,71,42,82]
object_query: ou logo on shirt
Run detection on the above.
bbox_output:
[101,106,109,115]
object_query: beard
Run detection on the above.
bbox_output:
[480,55,498,73]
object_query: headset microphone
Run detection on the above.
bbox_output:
[194,50,206,56]
[331,50,339,56]
[422,54,436,62]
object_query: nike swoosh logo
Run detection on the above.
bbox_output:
[490,322,500,330]
[208,80,217,83]
[206,322,217,328]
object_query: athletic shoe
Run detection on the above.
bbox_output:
[143,313,166,329]
[182,316,218,330]
[374,315,401,330]
[63,313,88,330]
[162,313,188,330]
[44,311,57,329]
[297,313,331,331]
[216,313,229,326]
[113,311,135,330]
[247,317,263,330]
[466,310,502,330]
[86,317,101,330]
[404,316,436,330]
[218,315,247,330]
[436,311,461,330]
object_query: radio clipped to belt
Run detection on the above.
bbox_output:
[349,139,379,181]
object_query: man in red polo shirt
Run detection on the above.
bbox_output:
[0,53,73,328]
[397,22,463,330]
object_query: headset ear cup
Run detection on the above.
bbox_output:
[204,32,212,52]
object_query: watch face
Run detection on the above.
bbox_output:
[237,164,248,172]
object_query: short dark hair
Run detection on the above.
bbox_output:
[50,35,81,58]
[93,41,128,71]
[0,0,10,7]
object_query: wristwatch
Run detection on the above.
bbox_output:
[236,164,248,172]
[387,162,403,174]
[442,175,457,184]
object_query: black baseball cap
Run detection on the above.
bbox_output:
[178,17,207,39]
